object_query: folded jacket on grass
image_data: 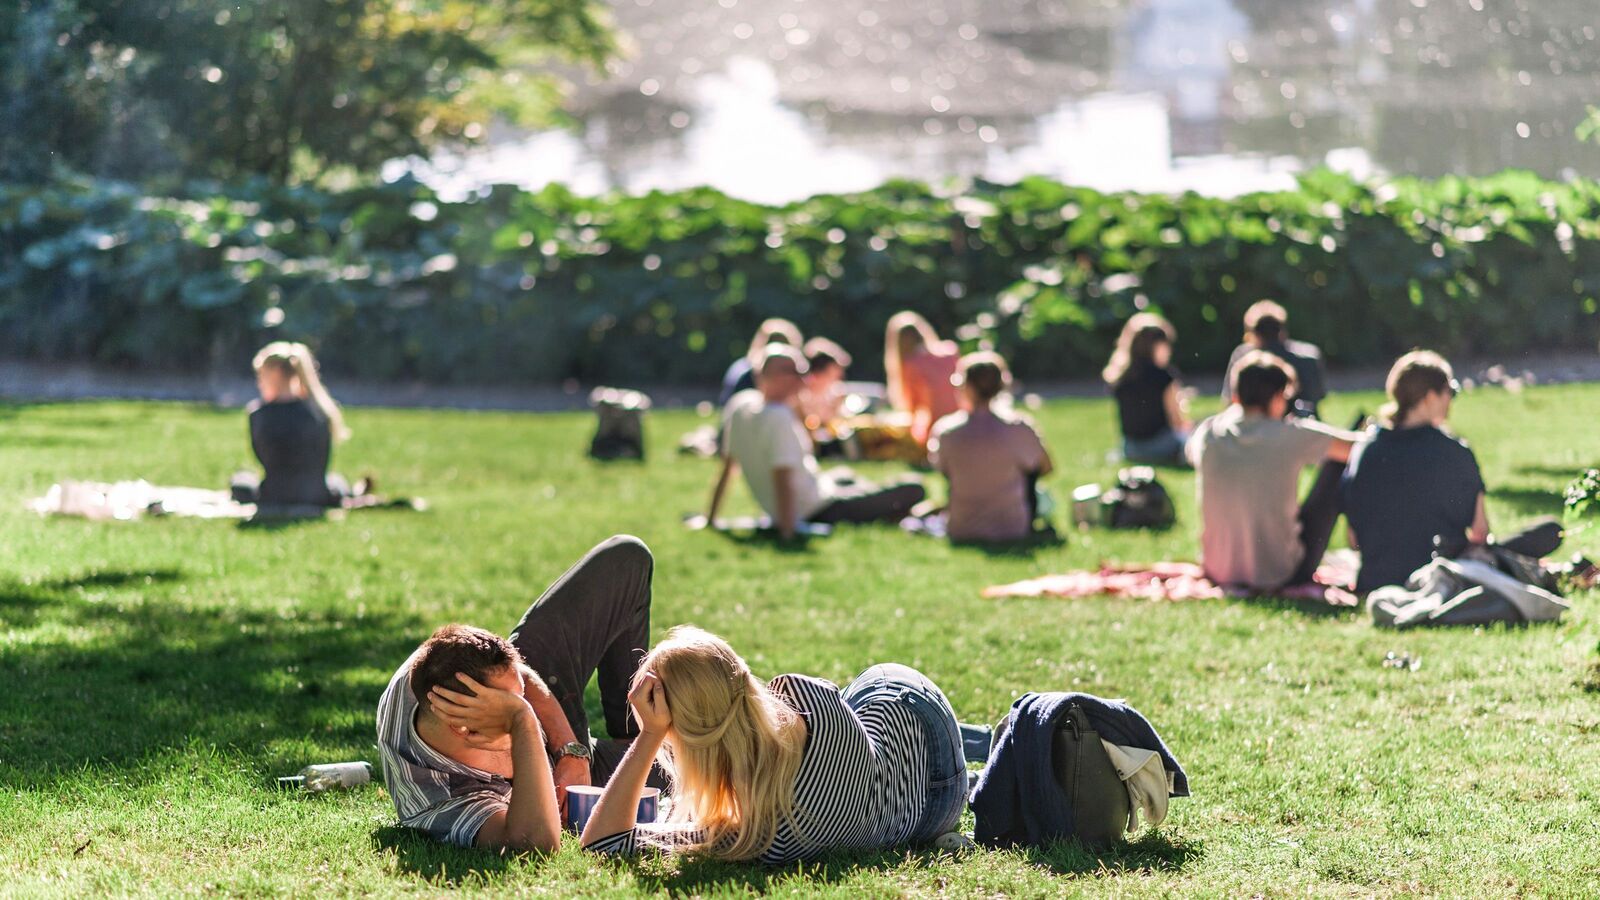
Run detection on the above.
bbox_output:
[970,691,1187,848]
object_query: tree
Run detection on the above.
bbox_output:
[0,0,613,183]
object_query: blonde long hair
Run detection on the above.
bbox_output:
[639,626,807,860]
[884,311,943,410]
[253,341,350,442]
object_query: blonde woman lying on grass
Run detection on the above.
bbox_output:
[581,626,974,862]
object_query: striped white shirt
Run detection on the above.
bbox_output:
[375,650,510,847]
[585,674,930,863]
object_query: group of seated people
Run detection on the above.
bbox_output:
[706,314,1055,543]
[1189,338,1558,594]
[378,536,974,860]
[705,302,1559,598]
[1105,300,1328,465]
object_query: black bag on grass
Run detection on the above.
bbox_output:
[588,387,651,461]
[1099,467,1176,530]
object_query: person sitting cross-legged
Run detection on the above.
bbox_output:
[707,345,925,539]
[1340,350,1563,593]
[375,535,663,852]
[928,351,1054,543]
[1187,352,1361,591]
[1104,313,1194,465]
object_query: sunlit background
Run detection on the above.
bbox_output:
[395,0,1600,202]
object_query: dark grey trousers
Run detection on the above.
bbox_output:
[810,479,926,525]
[509,535,653,756]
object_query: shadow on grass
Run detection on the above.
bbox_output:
[1489,485,1566,517]
[711,530,818,555]
[1516,464,1591,480]
[1234,593,1359,620]
[1020,829,1202,876]
[952,532,1068,559]
[0,568,187,629]
[370,826,514,885]
[604,829,1201,892]
[0,576,425,787]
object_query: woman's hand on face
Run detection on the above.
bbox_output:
[429,673,535,744]
[628,672,672,737]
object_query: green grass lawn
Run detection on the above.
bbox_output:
[2,385,1598,897]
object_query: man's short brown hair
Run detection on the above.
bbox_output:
[803,337,852,373]
[1244,300,1288,343]
[954,351,1011,402]
[1232,350,1298,411]
[409,624,523,708]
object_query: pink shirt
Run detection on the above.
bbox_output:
[929,409,1049,542]
[903,348,961,445]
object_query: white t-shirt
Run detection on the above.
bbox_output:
[1187,406,1339,589]
[722,390,827,520]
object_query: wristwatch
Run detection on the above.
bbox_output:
[556,740,592,761]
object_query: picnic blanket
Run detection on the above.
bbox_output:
[29,480,255,520]
[984,556,1359,606]
[30,479,424,522]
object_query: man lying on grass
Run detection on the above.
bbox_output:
[375,536,659,851]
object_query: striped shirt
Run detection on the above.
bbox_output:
[585,674,930,863]
[375,650,510,847]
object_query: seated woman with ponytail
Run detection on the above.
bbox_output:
[580,626,971,863]
[234,342,358,509]
[1341,350,1562,592]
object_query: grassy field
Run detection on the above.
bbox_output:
[2,384,1598,897]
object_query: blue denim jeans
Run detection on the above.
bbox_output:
[1122,427,1189,466]
[841,663,968,842]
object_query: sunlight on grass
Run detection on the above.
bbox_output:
[1,387,1597,896]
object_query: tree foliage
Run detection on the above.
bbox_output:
[3,170,1599,386]
[0,0,612,183]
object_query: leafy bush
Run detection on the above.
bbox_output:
[3,169,1599,386]
[1565,469,1600,521]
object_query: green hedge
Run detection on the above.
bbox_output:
[3,170,1598,386]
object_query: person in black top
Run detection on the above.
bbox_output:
[1221,300,1328,418]
[235,342,353,509]
[1103,313,1192,465]
[1341,350,1561,593]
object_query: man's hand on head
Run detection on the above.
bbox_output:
[428,673,537,747]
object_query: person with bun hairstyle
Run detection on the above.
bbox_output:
[236,341,354,508]
[1341,350,1562,592]
[581,626,970,862]
[928,351,1054,543]
[1103,313,1193,465]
